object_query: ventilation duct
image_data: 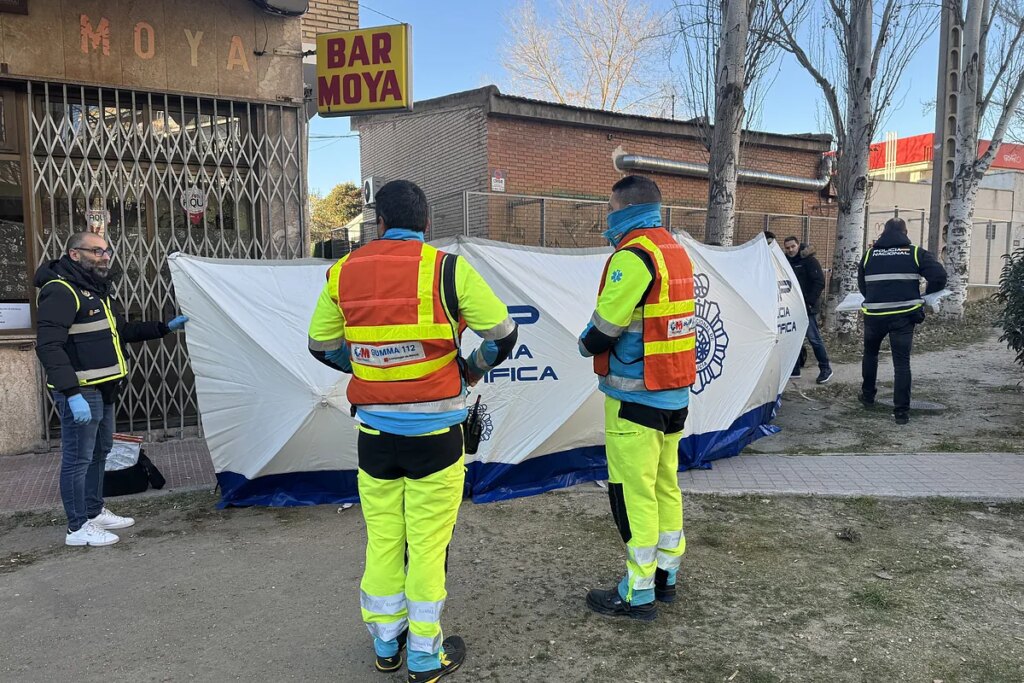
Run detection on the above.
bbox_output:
[615,153,832,191]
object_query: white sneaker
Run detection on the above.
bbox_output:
[90,507,135,530]
[65,522,119,547]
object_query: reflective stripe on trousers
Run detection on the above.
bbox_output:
[604,396,686,605]
[358,452,465,671]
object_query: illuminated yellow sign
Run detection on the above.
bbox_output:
[316,24,412,116]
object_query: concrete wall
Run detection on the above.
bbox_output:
[0,0,305,102]
[0,341,43,456]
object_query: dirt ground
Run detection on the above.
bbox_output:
[2,489,1024,683]
[755,323,1024,455]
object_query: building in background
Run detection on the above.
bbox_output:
[0,0,357,456]
[353,86,836,254]
[867,132,1024,288]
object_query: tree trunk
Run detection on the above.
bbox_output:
[704,0,749,246]
[946,176,980,313]
[822,0,873,338]
[944,0,986,317]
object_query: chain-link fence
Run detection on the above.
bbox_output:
[866,207,1017,286]
[455,191,839,254]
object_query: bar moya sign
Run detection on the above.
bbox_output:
[315,24,412,116]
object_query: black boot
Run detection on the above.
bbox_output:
[408,635,466,683]
[585,586,657,621]
[375,628,407,673]
[655,568,677,604]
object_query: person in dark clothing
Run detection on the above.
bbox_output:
[35,231,189,547]
[857,218,947,424]
[783,236,833,384]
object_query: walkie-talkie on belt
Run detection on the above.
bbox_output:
[463,395,484,455]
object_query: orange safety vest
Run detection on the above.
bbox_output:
[593,228,697,391]
[336,239,465,408]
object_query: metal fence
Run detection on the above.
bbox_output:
[866,207,1019,285]
[29,82,306,440]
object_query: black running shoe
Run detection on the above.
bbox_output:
[407,636,466,683]
[375,628,407,673]
[585,586,657,621]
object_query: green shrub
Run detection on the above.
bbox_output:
[994,246,1024,368]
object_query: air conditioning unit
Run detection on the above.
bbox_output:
[249,0,308,17]
[362,177,383,206]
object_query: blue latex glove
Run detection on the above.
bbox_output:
[325,345,352,373]
[67,394,92,425]
[167,315,189,332]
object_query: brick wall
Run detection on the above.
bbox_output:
[487,117,824,215]
[356,105,489,239]
[302,0,359,42]
[486,116,829,245]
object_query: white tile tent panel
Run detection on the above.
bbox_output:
[29,82,305,440]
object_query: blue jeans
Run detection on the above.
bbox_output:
[53,389,114,532]
[805,313,831,371]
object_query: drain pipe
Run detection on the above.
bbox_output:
[615,153,832,191]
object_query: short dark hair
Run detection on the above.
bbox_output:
[763,231,776,241]
[374,180,429,232]
[883,217,908,235]
[611,175,662,205]
[66,231,103,252]
[784,236,800,244]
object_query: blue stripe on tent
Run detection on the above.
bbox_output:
[468,398,781,503]
[216,469,359,508]
[214,397,782,507]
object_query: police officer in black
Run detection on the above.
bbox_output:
[858,218,946,424]
[35,231,189,547]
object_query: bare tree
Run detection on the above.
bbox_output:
[944,0,1024,316]
[672,0,786,245]
[501,0,668,113]
[770,0,933,337]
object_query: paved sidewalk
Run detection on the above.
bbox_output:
[680,452,1024,501]
[0,438,216,512]
[2,440,1023,512]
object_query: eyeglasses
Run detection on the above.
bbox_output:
[73,246,114,258]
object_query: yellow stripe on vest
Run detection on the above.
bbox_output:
[644,337,696,355]
[345,323,454,343]
[643,301,695,317]
[352,350,459,382]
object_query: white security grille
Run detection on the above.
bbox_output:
[29,82,306,439]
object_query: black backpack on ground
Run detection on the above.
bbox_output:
[103,450,166,497]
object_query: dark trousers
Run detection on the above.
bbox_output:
[53,388,114,532]
[862,314,917,417]
[805,313,831,371]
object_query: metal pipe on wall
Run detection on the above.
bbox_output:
[615,154,831,191]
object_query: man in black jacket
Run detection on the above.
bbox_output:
[858,218,947,424]
[35,231,189,547]
[783,237,833,384]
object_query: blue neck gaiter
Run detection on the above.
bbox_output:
[380,228,425,242]
[603,203,663,246]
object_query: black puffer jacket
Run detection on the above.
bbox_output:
[34,256,168,401]
[787,244,826,314]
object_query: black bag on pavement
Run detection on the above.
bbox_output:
[103,450,166,497]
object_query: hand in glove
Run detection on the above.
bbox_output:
[67,394,92,425]
[167,315,189,332]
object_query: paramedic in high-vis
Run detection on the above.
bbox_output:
[578,175,696,621]
[307,180,518,682]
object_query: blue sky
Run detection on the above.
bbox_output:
[307,0,941,192]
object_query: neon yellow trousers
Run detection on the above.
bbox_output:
[604,396,686,605]
[357,426,465,671]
